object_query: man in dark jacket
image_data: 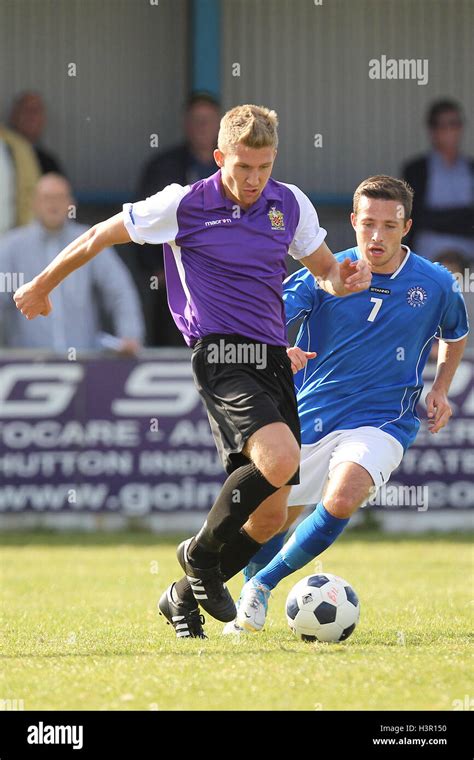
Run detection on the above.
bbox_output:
[403,99,474,262]
[9,91,65,176]
[136,92,221,345]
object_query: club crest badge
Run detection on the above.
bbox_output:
[268,206,285,230]
[406,286,428,308]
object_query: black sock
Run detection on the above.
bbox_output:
[188,534,219,568]
[219,528,262,582]
[173,577,195,606]
[173,528,262,605]
[191,462,279,563]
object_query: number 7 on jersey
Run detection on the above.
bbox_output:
[367,297,383,322]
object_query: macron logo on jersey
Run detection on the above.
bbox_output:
[204,218,232,227]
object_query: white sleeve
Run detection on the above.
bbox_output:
[284,183,327,260]
[122,183,190,245]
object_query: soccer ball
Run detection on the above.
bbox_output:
[286,573,360,642]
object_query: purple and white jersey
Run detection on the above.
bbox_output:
[123,169,326,347]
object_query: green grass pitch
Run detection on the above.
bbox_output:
[1,529,472,711]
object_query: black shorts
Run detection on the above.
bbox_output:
[191,333,301,486]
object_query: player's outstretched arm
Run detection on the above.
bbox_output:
[300,241,372,296]
[426,337,468,434]
[13,213,131,320]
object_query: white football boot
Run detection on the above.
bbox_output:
[222,619,248,635]
[236,578,271,632]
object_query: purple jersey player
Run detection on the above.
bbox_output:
[14,104,371,638]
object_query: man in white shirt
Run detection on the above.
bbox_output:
[0,173,144,353]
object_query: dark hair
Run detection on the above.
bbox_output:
[185,91,220,111]
[435,250,468,271]
[353,175,414,220]
[427,99,463,128]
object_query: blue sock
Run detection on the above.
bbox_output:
[254,502,350,590]
[243,531,288,582]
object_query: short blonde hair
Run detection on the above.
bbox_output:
[218,104,279,153]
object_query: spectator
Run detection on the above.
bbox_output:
[136,91,221,346]
[0,123,40,235]
[403,99,474,262]
[9,91,64,175]
[0,173,144,353]
[435,250,473,350]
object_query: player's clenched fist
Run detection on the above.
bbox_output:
[286,346,317,374]
[13,280,53,320]
[338,257,372,294]
[425,388,452,434]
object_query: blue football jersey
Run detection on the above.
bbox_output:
[284,246,469,450]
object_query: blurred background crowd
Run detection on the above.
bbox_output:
[0,0,472,354]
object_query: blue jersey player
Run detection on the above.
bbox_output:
[226,175,469,634]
